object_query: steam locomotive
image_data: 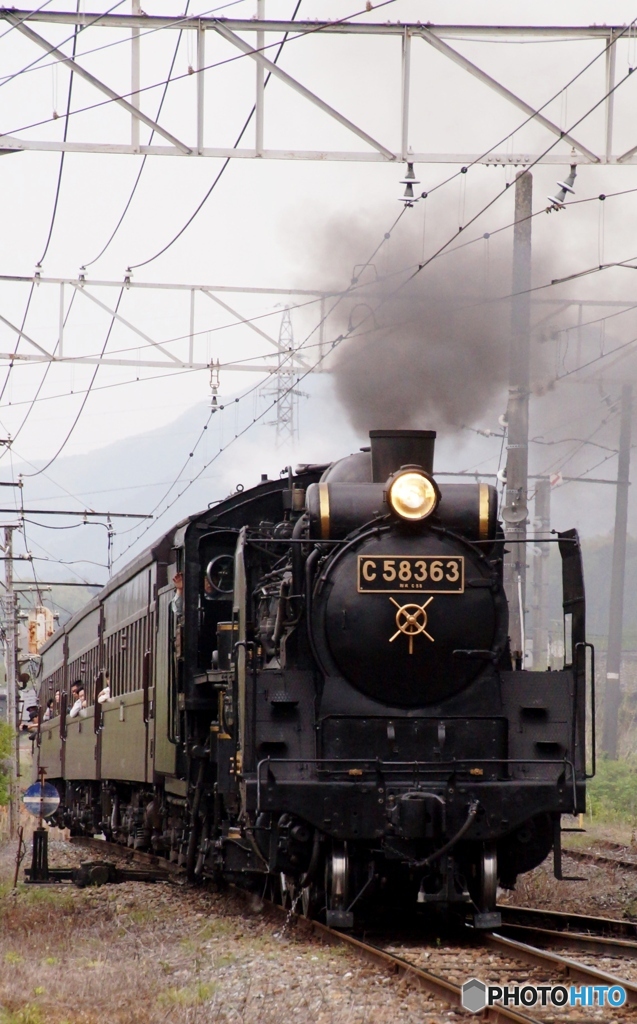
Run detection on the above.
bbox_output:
[36,429,590,928]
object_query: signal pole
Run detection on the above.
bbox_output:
[503,171,533,666]
[3,526,18,836]
[602,383,633,758]
[531,478,551,669]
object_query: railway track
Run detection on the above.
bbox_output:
[69,835,184,875]
[562,845,637,871]
[499,904,637,959]
[66,836,637,1022]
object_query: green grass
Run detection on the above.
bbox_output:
[0,1007,45,1024]
[0,722,13,805]
[587,755,637,822]
[157,982,217,1007]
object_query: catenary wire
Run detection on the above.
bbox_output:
[127,0,305,269]
[0,20,83,462]
[0,0,55,42]
[0,0,398,137]
[382,16,637,206]
[0,0,392,469]
[5,177,637,379]
[10,13,637,530]
[3,7,634,395]
[82,0,195,266]
[0,0,129,93]
[0,0,250,84]
[113,206,407,554]
[20,288,125,478]
[113,84,637,557]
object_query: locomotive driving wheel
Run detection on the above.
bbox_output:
[478,842,498,912]
[325,841,351,925]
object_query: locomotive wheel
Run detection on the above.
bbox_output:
[478,842,498,911]
[325,841,349,913]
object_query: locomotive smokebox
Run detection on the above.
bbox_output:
[370,429,436,482]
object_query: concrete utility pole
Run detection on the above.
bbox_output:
[4,526,18,836]
[602,384,633,759]
[503,171,533,666]
[532,479,551,669]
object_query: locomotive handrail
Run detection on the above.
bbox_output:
[576,641,596,779]
[256,756,579,813]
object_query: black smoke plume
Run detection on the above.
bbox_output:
[307,216,523,436]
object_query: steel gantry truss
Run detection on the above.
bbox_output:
[1,10,636,165]
[0,273,326,374]
[0,272,634,376]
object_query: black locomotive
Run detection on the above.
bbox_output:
[37,429,590,927]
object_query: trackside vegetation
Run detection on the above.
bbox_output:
[0,721,12,805]
[587,755,637,822]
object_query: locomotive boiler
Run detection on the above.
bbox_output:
[36,428,591,928]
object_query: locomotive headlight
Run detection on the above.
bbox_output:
[387,469,439,522]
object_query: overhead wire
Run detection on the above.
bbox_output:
[0,2,84,456]
[0,0,634,289]
[81,3,262,268]
[4,446,95,510]
[127,0,305,270]
[0,0,55,42]
[377,15,637,207]
[4,178,637,391]
[0,0,399,139]
[82,0,195,267]
[0,0,392,488]
[0,0,129,94]
[2,6,631,378]
[112,27,637,556]
[6,8,637,558]
[19,489,44,606]
[113,205,407,557]
[21,288,125,478]
[0,0,250,85]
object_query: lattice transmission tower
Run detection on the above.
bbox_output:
[262,308,305,448]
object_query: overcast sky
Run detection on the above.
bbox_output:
[2,0,637,576]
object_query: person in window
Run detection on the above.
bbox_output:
[69,687,87,719]
[97,674,111,704]
[42,698,55,721]
[171,572,184,616]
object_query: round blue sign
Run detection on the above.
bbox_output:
[22,782,60,819]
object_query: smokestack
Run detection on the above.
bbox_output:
[370,429,436,482]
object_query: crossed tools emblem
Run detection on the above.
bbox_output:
[389,597,435,654]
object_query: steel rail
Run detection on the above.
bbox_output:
[484,932,637,1003]
[499,904,637,940]
[67,838,637,1014]
[69,835,184,874]
[67,836,534,1022]
[563,846,637,871]
[499,922,637,960]
[291,918,540,1024]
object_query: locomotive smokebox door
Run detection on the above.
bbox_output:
[314,531,502,707]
